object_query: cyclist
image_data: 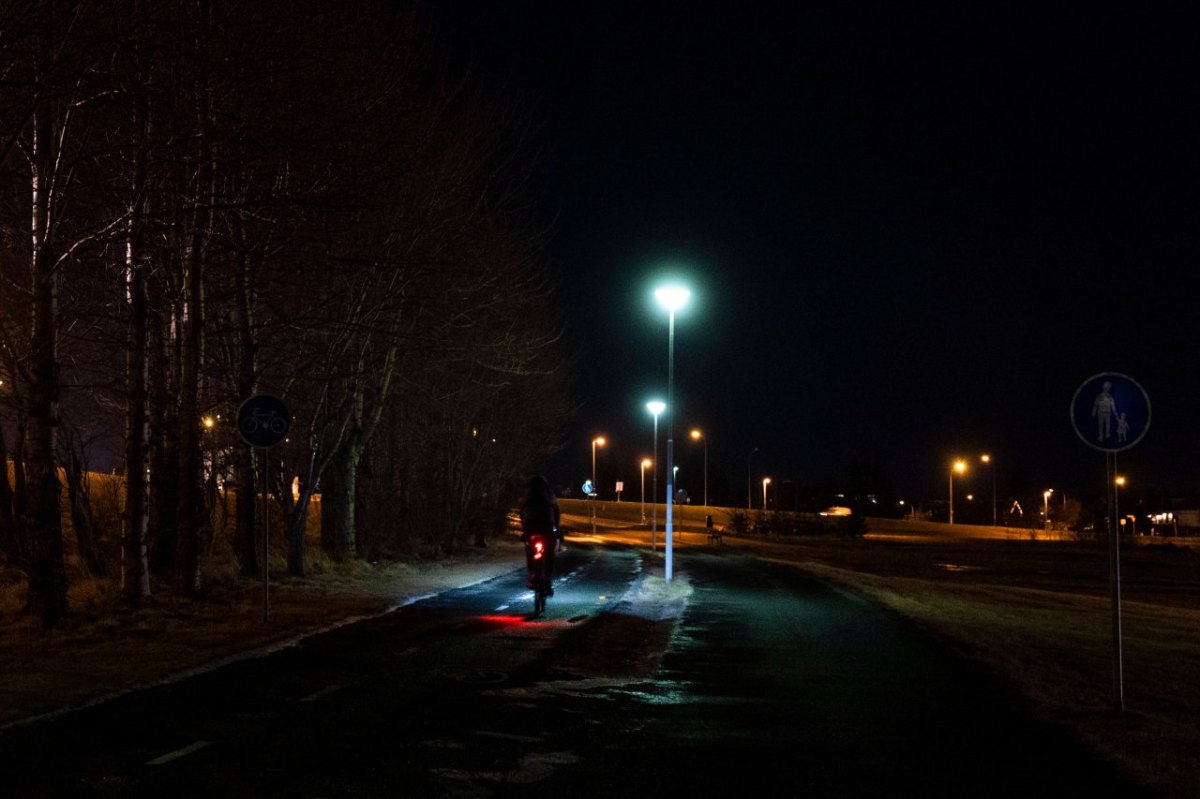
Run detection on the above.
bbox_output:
[519,475,562,594]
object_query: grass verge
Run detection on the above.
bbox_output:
[780,537,1200,799]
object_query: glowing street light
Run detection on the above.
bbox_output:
[981,453,997,526]
[1043,488,1054,531]
[640,458,652,522]
[654,284,690,582]
[690,429,708,507]
[762,476,772,510]
[591,436,606,534]
[948,459,967,524]
[647,400,665,547]
[1114,476,1126,539]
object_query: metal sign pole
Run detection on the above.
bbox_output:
[1110,451,1124,710]
[237,393,291,626]
[262,447,269,623]
[1071,373,1146,714]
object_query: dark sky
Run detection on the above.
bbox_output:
[421,3,1200,509]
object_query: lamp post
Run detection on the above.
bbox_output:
[1043,488,1054,531]
[981,453,996,526]
[647,400,665,548]
[948,459,967,524]
[1114,475,1126,541]
[747,447,759,510]
[690,429,707,507]
[655,285,690,582]
[762,476,771,510]
[591,436,606,535]
[640,458,651,522]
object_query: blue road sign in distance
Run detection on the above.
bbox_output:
[237,394,291,448]
[1070,373,1150,453]
[581,480,594,496]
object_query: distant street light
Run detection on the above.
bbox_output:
[1114,476,1126,539]
[647,400,665,548]
[1043,488,1054,531]
[591,436,606,535]
[655,284,690,582]
[690,429,708,507]
[640,458,652,522]
[747,447,760,510]
[949,459,967,524]
[762,476,771,510]
[981,453,996,526]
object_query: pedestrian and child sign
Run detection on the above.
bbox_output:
[1069,372,1150,452]
[1069,371,1149,714]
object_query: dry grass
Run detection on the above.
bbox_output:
[777,536,1200,799]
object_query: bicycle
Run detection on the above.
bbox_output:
[526,533,552,616]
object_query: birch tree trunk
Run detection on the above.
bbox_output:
[22,88,67,626]
[176,0,214,596]
[123,13,152,601]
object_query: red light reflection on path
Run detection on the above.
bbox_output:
[476,614,533,627]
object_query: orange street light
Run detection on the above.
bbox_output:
[949,459,967,524]
[690,429,708,507]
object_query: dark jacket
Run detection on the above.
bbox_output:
[520,484,561,540]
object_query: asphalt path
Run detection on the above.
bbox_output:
[0,541,1158,797]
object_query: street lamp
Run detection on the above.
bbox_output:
[655,284,690,582]
[1114,476,1126,539]
[948,459,967,524]
[591,436,606,534]
[981,453,996,526]
[1043,488,1054,531]
[690,429,708,508]
[647,400,665,547]
[640,458,652,522]
[762,476,771,510]
[747,447,759,510]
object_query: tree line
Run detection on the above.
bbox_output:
[0,0,571,629]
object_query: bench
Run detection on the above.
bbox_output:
[707,525,724,544]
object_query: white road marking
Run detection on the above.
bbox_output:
[146,740,210,766]
[300,684,344,703]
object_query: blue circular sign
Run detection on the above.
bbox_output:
[1070,373,1150,453]
[237,394,291,448]
[581,480,594,496]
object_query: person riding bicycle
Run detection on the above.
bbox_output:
[519,475,562,593]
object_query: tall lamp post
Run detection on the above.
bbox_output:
[647,400,665,548]
[747,447,759,509]
[948,459,967,524]
[762,476,771,510]
[1114,475,1126,539]
[655,285,690,582]
[690,429,708,507]
[1043,488,1053,531]
[640,458,652,522]
[591,436,606,535]
[981,453,996,526]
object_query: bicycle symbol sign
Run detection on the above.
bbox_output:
[237,394,291,448]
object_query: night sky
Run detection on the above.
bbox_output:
[422,3,1200,509]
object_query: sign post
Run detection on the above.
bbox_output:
[1070,372,1150,711]
[237,394,291,623]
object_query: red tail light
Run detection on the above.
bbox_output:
[531,536,546,560]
